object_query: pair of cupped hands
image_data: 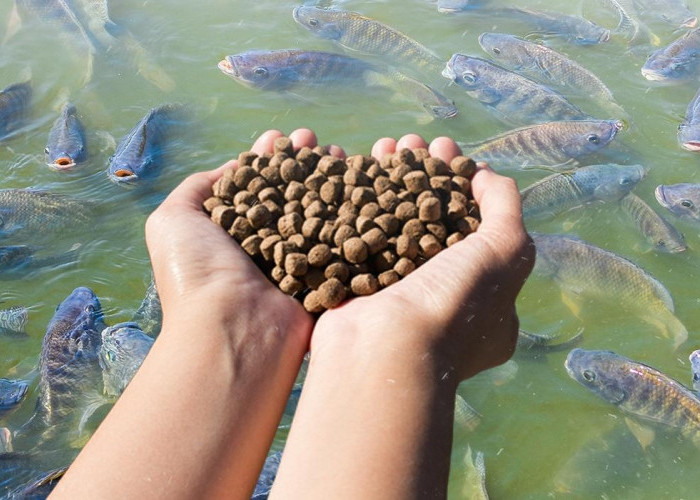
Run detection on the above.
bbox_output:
[145,128,534,382]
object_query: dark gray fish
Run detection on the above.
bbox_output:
[678,86,700,151]
[516,327,583,352]
[0,189,91,244]
[642,28,700,81]
[495,7,610,45]
[442,54,587,125]
[251,451,282,500]
[619,193,686,253]
[690,349,700,391]
[45,103,86,170]
[0,379,28,420]
[0,306,29,336]
[8,466,66,499]
[532,233,687,349]
[655,183,700,221]
[131,277,162,337]
[108,104,185,185]
[463,120,623,170]
[520,164,646,219]
[99,322,153,397]
[566,349,700,446]
[0,244,79,277]
[0,81,31,140]
[0,451,73,498]
[635,0,698,28]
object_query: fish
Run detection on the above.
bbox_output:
[0,81,31,140]
[131,277,162,337]
[0,189,92,244]
[454,394,481,432]
[532,233,687,349]
[477,33,624,116]
[619,193,686,253]
[678,85,700,151]
[520,163,646,219]
[601,0,661,45]
[0,306,29,336]
[494,7,611,45]
[0,244,80,277]
[99,322,154,397]
[8,466,66,498]
[251,451,282,500]
[436,0,476,13]
[21,287,106,445]
[690,350,700,391]
[292,6,443,75]
[516,327,583,352]
[462,446,488,500]
[0,379,28,420]
[108,104,185,185]
[565,349,700,446]
[462,120,623,170]
[442,54,587,125]
[219,50,456,119]
[655,183,700,221]
[642,28,700,81]
[634,0,698,28]
[45,103,87,170]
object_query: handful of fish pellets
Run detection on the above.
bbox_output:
[203,136,481,314]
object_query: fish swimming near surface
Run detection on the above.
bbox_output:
[463,120,623,170]
[442,54,588,125]
[600,0,661,45]
[0,306,29,336]
[0,244,80,277]
[0,81,31,140]
[520,163,646,220]
[634,0,698,28]
[108,104,185,185]
[218,50,457,119]
[517,327,583,353]
[99,322,154,397]
[45,103,87,170]
[532,233,687,349]
[292,6,443,76]
[619,193,686,253]
[131,277,162,337]
[642,28,700,81]
[8,466,66,498]
[678,85,700,151]
[0,379,28,420]
[477,33,625,117]
[566,348,700,446]
[655,183,700,221]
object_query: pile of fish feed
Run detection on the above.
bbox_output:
[203,136,481,313]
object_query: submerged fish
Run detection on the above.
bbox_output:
[108,104,184,185]
[520,163,646,219]
[454,394,481,432]
[0,244,79,276]
[9,466,66,498]
[690,350,700,391]
[219,50,456,119]
[0,379,28,420]
[678,86,700,151]
[642,29,700,81]
[0,81,31,140]
[495,7,610,45]
[477,33,623,116]
[635,0,698,28]
[601,0,661,45]
[532,233,687,348]
[252,451,282,500]
[436,0,475,13]
[463,120,623,170]
[292,6,443,74]
[655,183,700,221]
[516,327,583,352]
[619,193,686,253]
[0,306,28,336]
[131,277,162,337]
[462,446,488,500]
[566,349,700,445]
[442,54,587,125]
[99,322,154,397]
[45,104,86,170]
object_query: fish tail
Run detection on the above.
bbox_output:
[120,32,176,92]
[646,311,688,350]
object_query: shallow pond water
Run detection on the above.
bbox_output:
[1,0,700,497]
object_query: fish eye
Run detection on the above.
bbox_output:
[620,177,630,185]
[587,134,600,144]
[461,71,477,84]
[582,370,596,382]
[492,47,501,55]
[44,147,49,155]
[253,66,268,78]
[575,35,584,41]
[657,240,666,247]
[84,304,95,314]
[308,18,319,27]
[681,199,694,208]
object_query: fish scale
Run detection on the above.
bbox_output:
[619,193,686,253]
[0,82,31,139]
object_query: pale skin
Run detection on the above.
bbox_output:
[51,129,534,499]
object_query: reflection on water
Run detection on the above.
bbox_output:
[1,0,700,497]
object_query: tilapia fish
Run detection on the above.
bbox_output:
[131,277,162,337]
[0,379,28,420]
[0,244,80,277]
[566,349,700,445]
[0,306,28,336]
[108,104,185,185]
[521,163,646,219]
[477,33,623,116]
[678,86,700,151]
[642,28,700,81]
[634,0,698,28]
[655,183,700,221]
[45,103,86,170]
[218,50,456,119]
[443,54,587,125]
[494,7,610,45]
[532,233,687,348]
[0,81,31,140]
[292,6,443,75]
[601,0,661,45]
[619,193,686,253]
[463,120,623,170]
[99,322,153,397]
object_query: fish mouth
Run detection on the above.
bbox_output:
[441,63,456,80]
[50,156,76,170]
[654,185,671,209]
[681,140,700,151]
[599,30,611,43]
[683,16,698,28]
[111,168,138,183]
[640,67,667,81]
[217,57,239,78]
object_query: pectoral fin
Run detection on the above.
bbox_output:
[2,4,22,46]
[625,417,655,450]
[560,289,583,318]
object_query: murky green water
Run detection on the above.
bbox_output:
[1,0,700,497]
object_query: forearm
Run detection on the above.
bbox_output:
[271,330,457,500]
[52,302,309,500]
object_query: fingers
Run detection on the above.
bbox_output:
[396,134,428,151]
[428,137,462,164]
[371,134,461,163]
[371,138,397,159]
[470,163,524,234]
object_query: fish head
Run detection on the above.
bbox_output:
[0,245,33,268]
[573,26,610,45]
[689,350,700,391]
[477,33,524,64]
[642,46,700,81]
[442,54,490,90]
[562,120,622,158]
[591,164,647,201]
[292,6,343,40]
[437,0,472,13]
[48,287,105,352]
[45,144,84,171]
[99,322,153,396]
[677,121,700,151]
[565,349,628,405]
[108,154,153,185]
[655,183,700,221]
[218,51,297,91]
[0,379,28,410]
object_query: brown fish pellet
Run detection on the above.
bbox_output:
[247,204,272,229]
[274,136,294,156]
[234,166,258,189]
[343,237,368,264]
[278,213,303,239]
[238,151,258,167]
[325,262,350,283]
[241,235,263,256]
[378,269,400,287]
[450,156,477,178]
[318,278,347,308]
[211,205,237,230]
[308,244,332,267]
[285,253,308,277]
[280,275,304,295]
[203,196,224,213]
[350,274,379,296]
